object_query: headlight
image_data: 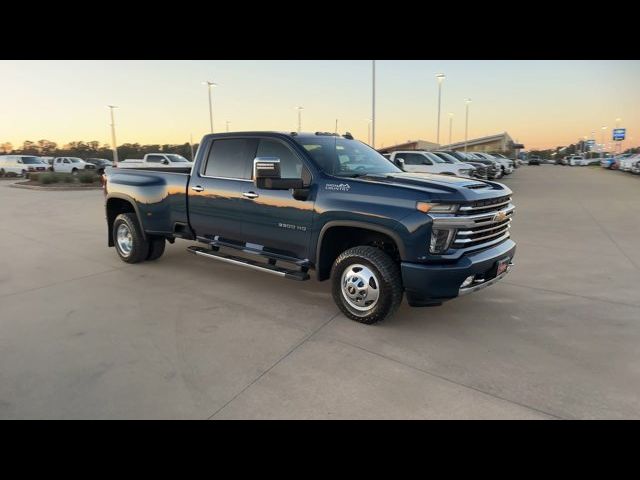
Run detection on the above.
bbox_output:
[429,228,455,254]
[459,169,471,176]
[416,202,459,213]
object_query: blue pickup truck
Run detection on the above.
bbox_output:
[104,132,515,324]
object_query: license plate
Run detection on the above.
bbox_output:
[496,258,510,275]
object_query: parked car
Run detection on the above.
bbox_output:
[85,158,113,174]
[630,155,640,174]
[104,131,516,325]
[0,155,48,176]
[432,150,487,179]
[472,152,513,175]
[457,152,503,179]
[491,153,517,169]
[386,151,474,177]
[618,154,638,172]
[565,155,585,166]
[605,153,630,169]
[118,153,193,169]
[52,157,96,174]
[528,155,541,165]
[39,156,55,170]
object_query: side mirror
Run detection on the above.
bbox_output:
[395,157,406,170]
[253,157,303,190]
[162,159,169,165]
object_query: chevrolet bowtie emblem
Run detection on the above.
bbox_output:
[493,211,507,222]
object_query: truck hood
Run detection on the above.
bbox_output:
[352,171,511,201]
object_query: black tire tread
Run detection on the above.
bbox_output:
[146,236,166,261]
[331,245,403,325]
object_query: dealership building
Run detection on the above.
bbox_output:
[378,132,523,155]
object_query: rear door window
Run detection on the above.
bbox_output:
[203,138,259,179]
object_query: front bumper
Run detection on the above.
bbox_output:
[401,239,516,307]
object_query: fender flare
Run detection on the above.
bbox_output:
[106,193,147,245]
[315,220,407,268]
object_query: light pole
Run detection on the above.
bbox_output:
[296,106,304,133]
[225,121,230,133]
[371,60,376,149]
[366,118,372,145]
[189,133,194,161]
[448,112,454,145]
[107,105,119,165]
[202,81,217,133]
[601,126,607,159]
[435,73,445,144]
[464,98,472,153]
[335,119,338,134]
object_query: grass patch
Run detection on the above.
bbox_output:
[78,171,99,183]
[25,171,100,186]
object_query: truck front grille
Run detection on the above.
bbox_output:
[431,196,514,255]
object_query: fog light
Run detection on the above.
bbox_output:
[429,228,455,254]
[461,275,475,288]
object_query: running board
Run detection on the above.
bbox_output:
[187,246,310,281]
[196,236,310,267]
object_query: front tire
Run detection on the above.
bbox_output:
[113,213,149,263]
[331,246,403,325]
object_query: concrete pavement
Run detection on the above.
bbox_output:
[1,166,639,419]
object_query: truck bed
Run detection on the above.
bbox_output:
[105,167,191,235]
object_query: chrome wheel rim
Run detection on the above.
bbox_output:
[341,263,380,313]
[116,224,133,256]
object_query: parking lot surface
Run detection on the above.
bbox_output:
[1,166,639,419]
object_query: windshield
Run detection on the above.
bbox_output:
[423,151,445,163]
[21,157,42,164]
[293,137,401,177]
[434,152,460,163]
[165,154,190,163]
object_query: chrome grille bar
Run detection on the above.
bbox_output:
[458,199,511,212]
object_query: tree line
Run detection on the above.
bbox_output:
[0,140,199,161]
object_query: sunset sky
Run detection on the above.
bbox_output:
[1,60,638,151]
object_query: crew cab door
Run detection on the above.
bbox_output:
[188,137,259,242]
[238,137,314,260]
[55,158,70,172]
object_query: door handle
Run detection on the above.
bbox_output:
[242,191,259,199]
[191,185,204,192]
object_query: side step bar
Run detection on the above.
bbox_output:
[197,236,310,267]
[187,246,310,281]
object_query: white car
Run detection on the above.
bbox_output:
[52,157,96,174]
[619,154,639,172]
[630,155,640,174]
[566,155,586,166]
[472,152,513,175]
[0,155,49,176]
[386,151,475,177]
